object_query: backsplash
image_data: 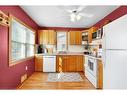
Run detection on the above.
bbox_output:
[68,45,85,52]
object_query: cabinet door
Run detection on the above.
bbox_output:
[69,31,75,45]
[42,30,49,44]
[76,55,83,71]
[67,56,77,71]
[48,30,56,45]
[75,31,82,45]
[35,55,43,71]
[97,60,103,89]
[62,56,68,72]
[56,55,68,72]
[38,30,43,44]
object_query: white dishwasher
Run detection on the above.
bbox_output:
[43,55,56,72]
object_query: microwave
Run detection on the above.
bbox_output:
[92,28,102,40]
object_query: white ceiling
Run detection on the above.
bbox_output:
[21,6,119,28]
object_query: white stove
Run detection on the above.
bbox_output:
[85,55,98,88]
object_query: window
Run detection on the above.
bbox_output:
[10,16,35,65]
[57,32,67,52]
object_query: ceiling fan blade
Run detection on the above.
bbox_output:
[66,9,73,13]
[78,13,93,18]
[77,6,87,12]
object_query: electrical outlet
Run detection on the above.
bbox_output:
[25,66,28,71]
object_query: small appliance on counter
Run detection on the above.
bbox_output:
[44,48,48,54]
[84,51,90,55]
[37,45,44,54]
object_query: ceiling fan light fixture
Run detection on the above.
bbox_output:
[70,13,76,22]
[70,17,75,22]
[76,15,81,21]
[70,13,76,19]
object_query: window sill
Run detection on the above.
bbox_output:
[9,56,34,67]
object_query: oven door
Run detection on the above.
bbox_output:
[86,58,97,77]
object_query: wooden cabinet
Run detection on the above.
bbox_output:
[38,30,43,44]
[76,55,84,71]
[38,30,56,44]
[69,31,75,45]
[56,55,83,72]
[67,56,77,71]
[56,55,68,72]
[88,27,97,43]
[42,30,49,44]
[97,59,103,89]
[35,55,43,71]
[75,31,82,45]
[48,30,56,44]
[69,31,82,45]
[67,55,83,71]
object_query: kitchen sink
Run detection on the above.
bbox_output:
[58,51,68,54]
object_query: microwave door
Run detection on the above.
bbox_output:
[92,32,97,39]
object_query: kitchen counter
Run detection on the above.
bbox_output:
[35,52,84,56]
[85,55,102,61]
[35,53,102,60]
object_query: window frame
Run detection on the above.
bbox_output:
[9,15,36,67]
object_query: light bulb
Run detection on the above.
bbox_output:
[71,17,75,22]
[70,13,76,22]
[76,15,81,21]
[70,13,76,18]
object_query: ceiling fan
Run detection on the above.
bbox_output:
[64,6,93,22]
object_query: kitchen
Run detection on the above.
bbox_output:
[0,5,127,90]
[35,26,103,89]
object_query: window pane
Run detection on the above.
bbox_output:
[27,44,34,57]
[57,32,67,52]
[11,42,25,61]
[26,29,35,44]
[11,19,26,43]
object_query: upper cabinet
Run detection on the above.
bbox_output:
[88,27,98,43]
[38,30,56,45]
[69,31,82,45]
[69,31,75,45]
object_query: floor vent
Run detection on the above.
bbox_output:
[21,73,27,83]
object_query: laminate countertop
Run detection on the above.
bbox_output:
[35,52,84,56]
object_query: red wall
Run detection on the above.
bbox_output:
[93,6,127,28]
[0,6,39,89]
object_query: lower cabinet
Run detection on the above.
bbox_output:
[76,55,84,71]
[97,59,103,89]
[35,55,43,71]
[56,55,68,72]
[56,55,83,72]
[35,55,84,72]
